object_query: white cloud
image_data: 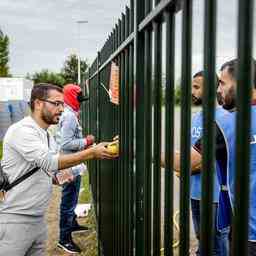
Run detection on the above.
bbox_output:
[0,0,255,77]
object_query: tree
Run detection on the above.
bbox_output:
[0,31,10,77]
[27,69,65,87]
[61,54,89,84]
[175,85,181,105]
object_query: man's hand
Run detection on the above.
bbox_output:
[55,169,75,185]
[85,135,95,147]
[58,141,119,170]
[92,142,119,159]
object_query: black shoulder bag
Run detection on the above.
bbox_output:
[0,163,40,201]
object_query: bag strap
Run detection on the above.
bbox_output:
[3,131,50,192]
[4,166,40,192]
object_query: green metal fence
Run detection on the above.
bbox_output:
[82,0,254,255]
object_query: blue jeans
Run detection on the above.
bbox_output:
[191,199,230,256]
[59,175,81,242]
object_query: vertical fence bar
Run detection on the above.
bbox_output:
[152,19,162,256]
[127,0,135,256]
[129,2,135,253]
[134,0,145,255]
[180,0,192,255]
[143,1,152,253]
[121,14,126,255]
[124,7,130,256]
[124,47,130,256]
[232,0,254,255]
[200,0,217,255]
[164,8,175,256]
[96,51,102,255]
[117,18,122,256]
[115,22,120,256]
[115,19,122,255]
[109,30,116,256]
[114,60,119,256]
[120,13,125,255]
[126,7,130,38]
[129,43,134,256]
[112,27,118,256]
[87,66,92,188]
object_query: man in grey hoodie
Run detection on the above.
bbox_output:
[0,83,117,256]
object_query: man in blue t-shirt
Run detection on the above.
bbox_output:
[190,71,230,256]
[194,59,256,256]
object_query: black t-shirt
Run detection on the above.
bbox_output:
[193,123,227,176]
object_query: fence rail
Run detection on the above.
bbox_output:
[82,0,255,255]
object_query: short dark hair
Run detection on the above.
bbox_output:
[193,70,219,87]
[220,59,256,88]
[30,83,63,112]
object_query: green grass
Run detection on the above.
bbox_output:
[79,171,91,204]
[78,167,98,256]
[0,141,2,160]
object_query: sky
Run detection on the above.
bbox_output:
[0,0,255,78]
[0,0,129,77]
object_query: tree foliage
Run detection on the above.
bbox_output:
[61,54,89,84]
[175,85,181,105]
[0,31,10,77]
[28,54,89,86]
[27,69,65,87]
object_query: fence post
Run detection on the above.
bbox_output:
[233,0,254,255]
[200,0,217,254]
[134,0,145,255]
[180,0,192,255]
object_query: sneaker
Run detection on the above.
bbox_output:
[71,225,90,234]
[57,240,81,254]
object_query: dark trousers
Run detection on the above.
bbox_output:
[191,199,230,256]
[59,175,81,242]
[248,241,256,256]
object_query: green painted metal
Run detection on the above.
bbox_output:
[232,0,254,255]
[200,0,217,255]
[179,0,192,255]
[84,0,253,255]
[164,9,175,256]
[134,0,146,255]
[143,22,152,256]
[152,20,162,256]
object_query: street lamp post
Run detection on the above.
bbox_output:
[76,20,88,86]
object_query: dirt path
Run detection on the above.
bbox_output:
[46,186,97,256]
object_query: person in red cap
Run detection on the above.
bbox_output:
[56,83,94,254]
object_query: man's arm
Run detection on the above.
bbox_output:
[161,147,202,174]
[11,126,117,173]
[161,123,226,174]
[58,142,117,170]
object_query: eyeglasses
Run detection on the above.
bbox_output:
[40,99,64,108]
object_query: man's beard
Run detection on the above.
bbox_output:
[222,98,236,110]
[221,88,236,110]
[216,92,223,105]
[41,109,60,125]
[192,96,202,106]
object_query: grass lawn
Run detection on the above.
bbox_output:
[0,141,2,159]
[79,169,91,204]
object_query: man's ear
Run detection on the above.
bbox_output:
[34,99,42,111]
